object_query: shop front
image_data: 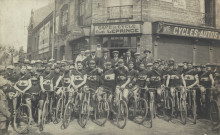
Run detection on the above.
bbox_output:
[93,22,143,58]
[153,22,220,64]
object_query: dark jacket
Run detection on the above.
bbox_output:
[0,90,10,122]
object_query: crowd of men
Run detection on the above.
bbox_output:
[0,48,220,135]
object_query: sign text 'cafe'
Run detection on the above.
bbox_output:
[94,24,141,35]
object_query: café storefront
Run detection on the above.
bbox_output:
[93,22,143,58]
[152,22,220,64]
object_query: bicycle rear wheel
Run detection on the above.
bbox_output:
[63,101,73,129]
[13,104,31,134]
[209,100,219,125]
[116,100,128,129]
[180,99,187,125]
[134,98,148,124]
[94,100,109,126]
[79,101,90,128]
[55,98,63,124]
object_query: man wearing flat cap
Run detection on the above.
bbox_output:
[111,50,120,68]
[124,50,134,67]
[83,49,100,68]
[141,49,153,68]
[134,52,142,70]
[99,49,111,69]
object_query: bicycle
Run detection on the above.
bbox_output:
[208,88,219,127]
[62,87,79,129]
[13,92,31,134]
[39,90,56,131]
[78,87,95,128]
[93,88,110,126]
[107,87,128,129]
[54,86,69,124]
[186,87,197,124]
[128,86,148,124]
[162,87,174,122]
[170,86,187,125]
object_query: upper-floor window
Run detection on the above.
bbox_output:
[61,4,68,33]
[107,0,133,20]
[79,0,85,16]
[205,0,216,27]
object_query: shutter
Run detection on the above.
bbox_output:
[213,44,220,63]
[195,41,209,64]
[157,36,193,63]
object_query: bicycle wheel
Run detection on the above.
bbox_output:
[180,99,187,125]
[55,98,63,124]
[13,104,31,134]
[209,100,219,125]
[128,97,136,120]
[79,101,90,128]
[116,100,128,129]
[163,97,174,121]
[63,101,73,129]
[50,97,56,123]
[94,99,109,126]
[192,91,197,124]
[134,98,148,124]
[41,101,49,131]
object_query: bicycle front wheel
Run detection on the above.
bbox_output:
[192,92,197,124]
[163,96,174,121]
[94,99,109,126]
[209,100,219,125]
[55,98,63,124]
[116,100,128,129]
[13,104,31,134]
[134,98,148,124]
[79,101,90,128]
[40,101,49,131]
[180,99,187,125]
[63,101,73,129]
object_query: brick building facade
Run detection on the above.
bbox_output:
[27,0,220,64]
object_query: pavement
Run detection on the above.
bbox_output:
[8,116,220,135]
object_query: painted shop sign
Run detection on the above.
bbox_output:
[94,23,141,35]
[155,22,220,40]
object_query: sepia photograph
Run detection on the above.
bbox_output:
[0,0,220,135]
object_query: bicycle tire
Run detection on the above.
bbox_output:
[128,96,136,120]
[13,104,31,134]
[180,99,187,125]
[163,97,174,121]
[209,100,219,125]
[55,98,63,124]
[192,91,197,124]
[94,99,110,126]
[41,101,49,130]
[116,100,128,129]
[134,98,148,124]
[79,101,90,128]
[63,101,73,129]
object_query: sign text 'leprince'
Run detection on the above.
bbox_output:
[94,24,141,35]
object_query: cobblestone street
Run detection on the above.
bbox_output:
[9,117,220,135]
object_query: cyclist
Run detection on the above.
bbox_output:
[166,59,185,113]
[147,61,164,110]
[38,64,54,126]
[13,66,34,123]
[84,60,102,111]
[198,63,215,117]
[70,61,87,104]
[115,59,130,103]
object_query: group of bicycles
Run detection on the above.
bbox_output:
[3,60,220,134]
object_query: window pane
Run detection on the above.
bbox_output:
[103,37,108,47]
[131,37,136,47]
[124,37,128,47]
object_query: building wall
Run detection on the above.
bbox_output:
[216,0,220,29]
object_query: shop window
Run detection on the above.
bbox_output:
[102,36,137,49]
[60,4,68,33]
[107,0,133,20]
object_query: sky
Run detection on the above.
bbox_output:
[0,0,52,52]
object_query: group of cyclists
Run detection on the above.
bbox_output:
[0,48,220,134]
